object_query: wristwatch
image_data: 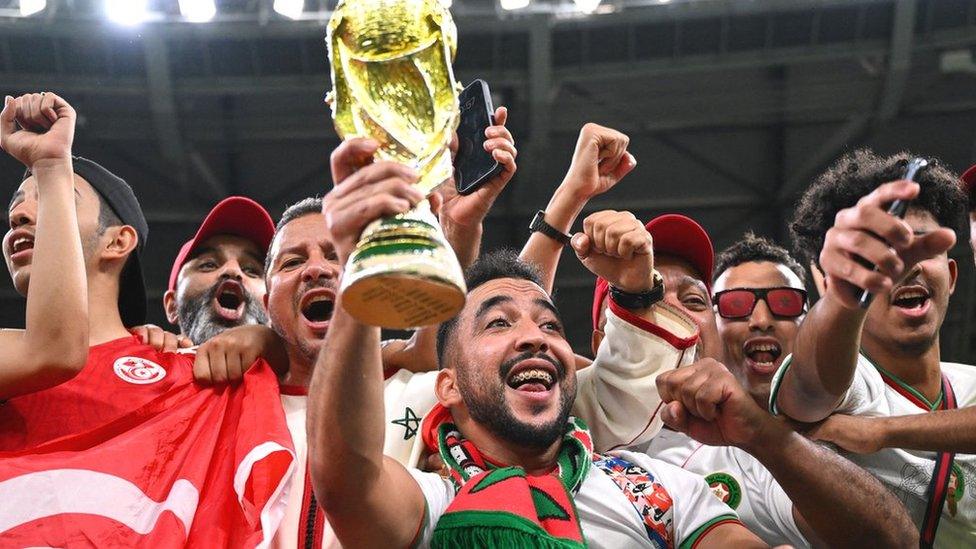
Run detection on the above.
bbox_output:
[609,270,665,310]
[529,210,572,246]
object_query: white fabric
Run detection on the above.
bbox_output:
[408,450,737,548]
[641,429,808,548]
[771,354,976,546]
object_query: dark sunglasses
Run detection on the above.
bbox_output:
[713,287,808,319]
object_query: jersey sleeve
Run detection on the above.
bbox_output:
[735,448,809,548]
[573,300,699,452]
[619,451,741,549]
[768,353,882,417]
[406,468,455,548]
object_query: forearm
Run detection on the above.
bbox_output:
[442,220,482,270]
[520,184,588,293]
[778,295,865,422]
[881,408,976,454]
[23,158,88,368]
[308,300,387,505]
[748,422,917,548]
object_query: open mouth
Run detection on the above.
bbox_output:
[505,360,557,393]
[891,285,930,312]
[213,280,245,321]
[743,339,782,372]
[11,235,33,255]
[299,288,335,329]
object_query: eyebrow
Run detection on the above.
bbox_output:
[534,298,561,319]
[474,295,513,323]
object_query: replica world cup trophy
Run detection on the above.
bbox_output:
[326,0,466,329]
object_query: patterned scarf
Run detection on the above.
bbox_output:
[430,408,593,549]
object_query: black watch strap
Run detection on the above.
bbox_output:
[609,271,665,310]
[529,210,571,246]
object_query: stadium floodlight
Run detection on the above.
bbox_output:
[500,0,529,10]
[19,0,46,17]
[105,0,149,25]
[179,0,216,22]
[573,0,601,13]
[273,0,304,20]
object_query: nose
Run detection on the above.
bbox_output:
[8,205,34,230]
[301,259,338,283]
[514,322,550,354]
[219,260,245,281]
[748,299,774,332]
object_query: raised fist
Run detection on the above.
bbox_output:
[0,92,76,170]
[571,210,653,293]
[562,123,636,200]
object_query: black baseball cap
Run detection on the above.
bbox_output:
[23,156,148,327]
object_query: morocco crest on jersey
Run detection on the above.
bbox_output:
[0,362,295,548]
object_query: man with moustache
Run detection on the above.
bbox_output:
[592,224,914,547]
[772,150,976,545]
[165,196,273,345]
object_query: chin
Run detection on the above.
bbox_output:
[10,269,29,297]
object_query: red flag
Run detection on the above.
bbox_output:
[0,362,295,548]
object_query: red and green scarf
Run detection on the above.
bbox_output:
[429,409,594,549]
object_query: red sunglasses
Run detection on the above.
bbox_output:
[713,287,808,319]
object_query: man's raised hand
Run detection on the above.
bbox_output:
[323,138,424,265]
[571,210,653,293]
[562,123,636,200]
[819,180,955,308]
[0,92,76,170]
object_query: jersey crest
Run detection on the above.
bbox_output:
[705,472,742,510]
[113,356,167,385]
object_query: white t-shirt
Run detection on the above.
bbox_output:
[640,429,808,548]
[770,354,976,546]
[408,450,739,548]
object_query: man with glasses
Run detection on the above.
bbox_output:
[642,231,913,547]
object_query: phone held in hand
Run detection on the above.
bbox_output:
[454,79,503,195]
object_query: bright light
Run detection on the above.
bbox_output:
[500,0,529,10]
[574,0,600,13]
[179,0,216,22]
[273,0,304,20]
[105,0,149,25]
[19,0,46,17]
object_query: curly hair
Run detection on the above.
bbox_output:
[714,232,806,286]
[790,149,966,270]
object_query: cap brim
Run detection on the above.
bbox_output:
[644,214,714,287]
[961,164,976,197]
[168,197,275,291]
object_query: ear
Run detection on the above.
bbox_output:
[163,289,179,325]
[590,329,604,357]
[101,225,138,262]
[947,258,958,295]
[435,369,462,408]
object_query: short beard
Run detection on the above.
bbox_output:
[177,282,268,344]
[458,351,576,451]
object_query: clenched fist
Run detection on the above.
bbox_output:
[571,210,653,293]
[562,123,636,200]
[0,92,76,170]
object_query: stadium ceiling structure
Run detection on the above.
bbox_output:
[1,0,975,356]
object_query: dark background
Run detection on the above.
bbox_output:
[1,0,975,359]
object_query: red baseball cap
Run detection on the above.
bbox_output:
[591,213,714,330]
[167,196,275,292]
[961,164,976,200]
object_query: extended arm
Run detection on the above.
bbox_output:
[0,93,88,398]
[809,407,976,455]
[777,181,955,422]
[659,360,918,548]
[307,145,429,547]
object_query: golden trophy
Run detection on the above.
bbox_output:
[326,0,466,329]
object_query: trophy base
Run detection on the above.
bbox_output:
[341,269,466,329]
[339,201,466,329]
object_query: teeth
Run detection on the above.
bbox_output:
[510,369,553,386]
[747,343,778,352]
[897,291,926,300]
[12,237,32,251]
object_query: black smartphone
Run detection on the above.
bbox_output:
[454,79,503,195]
